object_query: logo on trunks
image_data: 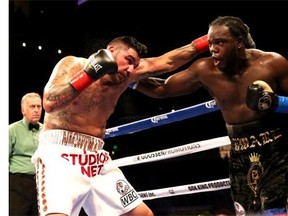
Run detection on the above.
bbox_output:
[116,180,139,207]
[230,128,282,151]
[234,201,246,216]
[61,150,109,177]
[247,153,264,195]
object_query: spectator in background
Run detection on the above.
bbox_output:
[9,92,43,216]
[219,145,231,160]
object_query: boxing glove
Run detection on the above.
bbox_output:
[69,49,118,93]
[246,80,278,111]
[192,35,209,54]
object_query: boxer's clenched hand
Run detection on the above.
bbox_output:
[69,49,118,93]
[246,80,278,111]
[84,49,118,79]
[192,35,209,54]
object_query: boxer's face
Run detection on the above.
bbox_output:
[208,25,239,72]
[109,46,140,84]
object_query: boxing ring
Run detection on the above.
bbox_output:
[105,100,231,203]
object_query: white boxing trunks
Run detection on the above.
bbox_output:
[32,129,143,216]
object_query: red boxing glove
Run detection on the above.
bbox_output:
[69,71,94,93]
[192,35,209,54]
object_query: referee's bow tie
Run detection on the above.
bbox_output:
[29,123,39,130]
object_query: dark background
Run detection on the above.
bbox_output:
[9,0,288,214]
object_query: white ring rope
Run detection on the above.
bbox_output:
[138,178,231,201]
[107,100,231,201]
[112,136,230,167]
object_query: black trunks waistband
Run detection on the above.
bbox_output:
[226,114,287,137]
[226,119,273,136]
[226,118,285,152]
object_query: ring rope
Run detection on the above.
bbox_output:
[112,136,230,167]
[105,100,219,138]
[138,178,231,201]
[106,100,230,201]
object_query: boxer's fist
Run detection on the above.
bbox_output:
[192,35,209,54]
[69,49,118,93]
[85,49,118,80]
[246,80,278,111]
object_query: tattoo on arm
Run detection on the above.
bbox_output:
[46,84,79,112]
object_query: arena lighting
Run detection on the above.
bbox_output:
[77,0,89,5]
[20,41,63,54]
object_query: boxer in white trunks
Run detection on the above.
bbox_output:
[32,35,209,216]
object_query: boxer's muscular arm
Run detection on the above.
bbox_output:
[43,56,84,113]
[43,50,117,113]
[135,35,208,80]
[277,54,288,95]
[246,54,288,113]
[135,64,202,98]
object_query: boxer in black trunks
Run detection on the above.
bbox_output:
[132,16,288,215]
